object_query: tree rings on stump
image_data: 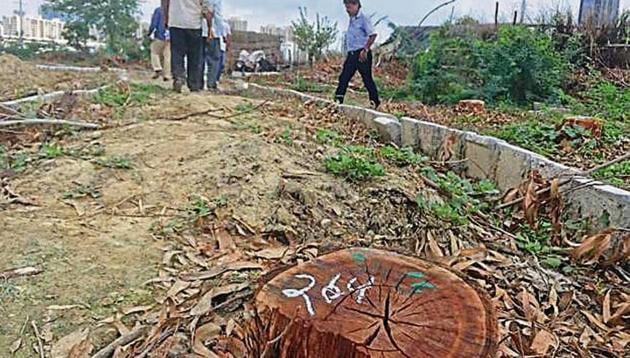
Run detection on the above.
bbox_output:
[253,248,498,358]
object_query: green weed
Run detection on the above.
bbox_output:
[315,128,342,146]
[279,127,294,145]
[235,101,255,113]
[39,143,65,159]
[291,75,329,93]
[593,160,629,189]
[95,155,133,169]
[324,146,385,181]
[488,121,559,157]
[95,83,164,107]
[379,145,425,166]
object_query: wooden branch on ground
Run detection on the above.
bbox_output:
[165,107,223,121]
[0,267,42,280]
[497,152,630,210]
[31,321,45,358]
[0,119,99,129]
[91,326,147,358]
[0,103,24,118]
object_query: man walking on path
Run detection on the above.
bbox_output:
[335,0,380,109]
[161,0,212,92]
[202,0,224,91]
[148,6,171,81]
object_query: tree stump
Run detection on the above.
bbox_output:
[252,248,498,358]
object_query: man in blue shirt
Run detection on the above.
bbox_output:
[148,7,171,81]
[335,0,380,109]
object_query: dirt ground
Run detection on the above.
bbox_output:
[0,55,117,102]
[0,69,628,357]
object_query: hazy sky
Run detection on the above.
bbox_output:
[3,0,629,34]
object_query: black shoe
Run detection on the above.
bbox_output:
[173,79,183,93]
[152,70,162,79]
[371,100,381,110]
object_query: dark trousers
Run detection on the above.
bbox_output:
[170,27,203,91]
[335,49,380,106]
[202,38,221,89]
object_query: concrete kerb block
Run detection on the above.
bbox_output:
[1,85,109,109]
[400,117,421,149]
[564,178,630,228]
[463,132,501,181]
[372,117,402,146]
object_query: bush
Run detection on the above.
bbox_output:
[409,26,566,105]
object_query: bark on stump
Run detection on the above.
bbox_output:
[253,248,498,358]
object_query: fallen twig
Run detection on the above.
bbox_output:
[165,107,224,121]
[0,119,99,129]
[0,267,42,280]
[210,100,270,120]
[92,325,148,358]
[31,321,45,358]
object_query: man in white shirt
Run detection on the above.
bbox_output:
[161,0,212,92]
[201,0,223,90]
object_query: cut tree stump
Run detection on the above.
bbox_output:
[252,248,498,358]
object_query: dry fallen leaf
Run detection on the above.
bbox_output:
[252,246,291,260]
[190,282,250,316]
[571,229,614,263]
[165,279,192,301]
[193,322,222,357]
[9,338,22,354]
[530,329,557,355]
[603,290,611,324]
[51,328,90,358]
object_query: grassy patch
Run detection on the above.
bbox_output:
[487,121,559,157]
[95,155,134,169]
[324,145,385,181]
[39,143,64,159]
[315,128,343,146]
[95,83,165,108]
[593,160,629,188]
[235,101,255,113]
[379,145,426,166]
[291,75,329,93]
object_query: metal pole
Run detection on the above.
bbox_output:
[519,0,526,23]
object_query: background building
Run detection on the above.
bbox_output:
[260,24,308,65]
[579,0,620,26]
[228,17,248,32]
[0,15,64,42]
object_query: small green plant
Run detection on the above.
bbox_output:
[291,75,329,93]
[593,160,629,189]
[379,145,425,166]
[235,101,255,113]
[488,121,559,157]
[63,183,101,200]
[39,143,65,159]
[324,146,385,181]
[95,83,164,107]
[95,155,133,169]
[0,145,7,169]
[279,127,294,145]
[315,128,342,145]
[188,196,213,218]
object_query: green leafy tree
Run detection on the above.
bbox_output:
[291,7,338,66]
[43,0,140,54]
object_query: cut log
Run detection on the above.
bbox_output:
[251,248,498,358]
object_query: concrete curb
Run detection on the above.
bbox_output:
[236,82,629,228]
[36,64,128,73]
[1,85,110,108]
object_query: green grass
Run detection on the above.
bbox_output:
[95,155,134,169]
[593,160,629,188]
[94,83,165,107]
[39,143,64,159]
[235,101,256,113]
[487,121,559,157]
[315,128,343,146]
[324,145,385,181]
[291,75,330,93]
[379,145,426,167]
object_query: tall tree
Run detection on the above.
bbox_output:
[43,0,140,54]
[292,7,338,66]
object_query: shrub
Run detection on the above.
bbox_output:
[409,26,566,105]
